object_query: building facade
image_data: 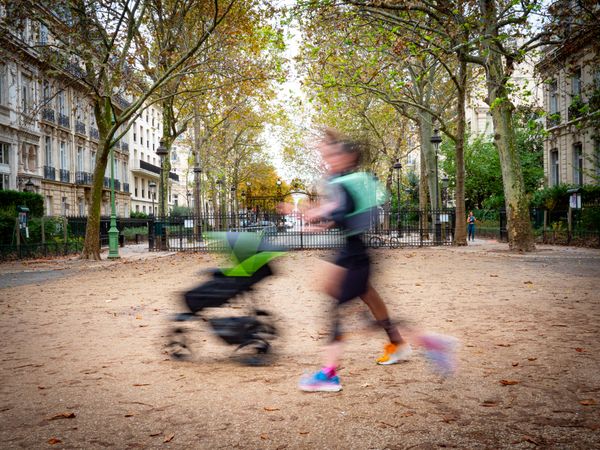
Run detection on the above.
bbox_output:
[1,15,183,217]
[0,17,131,216]
[537,33,599,187]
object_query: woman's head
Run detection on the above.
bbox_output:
[319,128,362,174]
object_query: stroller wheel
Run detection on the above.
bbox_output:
[235,339,272,366]
[166,327,193,360]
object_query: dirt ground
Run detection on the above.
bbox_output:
[1,242,599,449]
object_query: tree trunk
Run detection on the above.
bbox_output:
[480,0,535,251]
[454,56,468,245]
[417,112,438,211]
[81,100,113,260]
[490,102,535,251]
[419,144,429,238]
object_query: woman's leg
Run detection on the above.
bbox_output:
[360,284,405,345]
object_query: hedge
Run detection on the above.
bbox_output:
[0,190,44,217]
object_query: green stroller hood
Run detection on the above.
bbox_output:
[207,232,286,277]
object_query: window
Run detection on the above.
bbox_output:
[58,90,66,115]
[77,146,84,172]
[46,196,53,215]
[571,68,581,97]
[90,151,96,172]
[0,142,9,164]
[140,126,143,144]
[1,173,9,190]
[39,22,48,45]
[549,80,558,115]
[122,161,128,183]
[21,74,32,113]
[60,141,67,169]
[550,149,559,186]
[136,205,140,212]
[42,80,51,104]
[134,177,138,196]
[0,63,7,106]
[78,198,85,216]
[573,143,583,185]
[45,136,52,166]
[62,196,68,215]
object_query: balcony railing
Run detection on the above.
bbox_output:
[58,113,70,128]
[41,108,55,123]
[75,171,92,185]
[123,182,130,193]
[59,169,70,183]
[139,159,161,176]
[44,165,56,180]
[75,120,86,135]
[547,113,561,128]
[136,160,179,181]
[90,127,99,140]
[114,180,121,191]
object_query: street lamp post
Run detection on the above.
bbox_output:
[148,181,156,216]
[193,165,202,241]
[246,181,252,221]
[108,127,120,259]
[156,140,168,250]
[392,159,402,237]
[430,128,442,243]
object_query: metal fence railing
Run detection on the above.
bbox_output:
[147,209,455,252]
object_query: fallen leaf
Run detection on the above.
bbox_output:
[263,406,280,412]
[38,385,47,390]
[132,383,150,387]
[298,431,309,435]
[163,433,175,443]
[124,413,135,417]
[523,281,533,285]
[575,348,585,353]
[260,434,269,440]
[579,399,597,406]
[522,435,539,445]
[48,437,62,445]
[496,343,511,347]
[399,411,415,417]
[490,274,499,277]
[527,357,537,361]
[512,362,519,367]
[49,412,76,420]
[481,400,498,407]
[500,379,520,386]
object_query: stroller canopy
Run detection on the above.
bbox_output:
[208,232,285,277]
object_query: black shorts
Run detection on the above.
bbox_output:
[336,264,370,304]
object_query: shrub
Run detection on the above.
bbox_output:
[0,190,44,217]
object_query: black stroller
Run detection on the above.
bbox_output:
[167,232,285,365]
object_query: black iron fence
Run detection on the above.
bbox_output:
[0,216,152,260]
[472,207,600,246]
[147,209,455,252]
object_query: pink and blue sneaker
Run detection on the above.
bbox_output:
[299,369,342,392]
[420,333,459,377]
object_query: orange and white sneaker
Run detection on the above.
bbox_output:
[376,343,413,365]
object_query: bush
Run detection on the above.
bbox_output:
[130,211,149,219]
[0,190,44,217]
